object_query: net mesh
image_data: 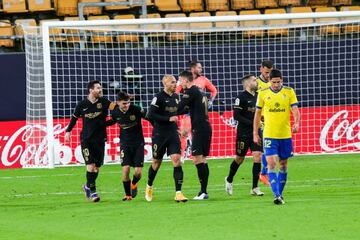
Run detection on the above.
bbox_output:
[24,15,360,167]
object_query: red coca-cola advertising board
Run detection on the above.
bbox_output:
[0,105,359,169]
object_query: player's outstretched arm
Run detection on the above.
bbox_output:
[291,105,300,133]
[253,108,262,145]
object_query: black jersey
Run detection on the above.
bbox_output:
[66,97,113,142]
[111,105,146,146]
[233,90,257,135]
[147,90,179,133]
[178,85,210,131]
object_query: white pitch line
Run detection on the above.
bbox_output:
[4,182,359,199]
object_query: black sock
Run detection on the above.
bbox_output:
[132,175,141,185]
[147,166,158,186]
[86,171,97,193]
[252,162,261,189]
[196,163,207,194]
[173,166,184,192]
[204,163,209,190]
[227,160,240,183]
[123,180,131,196]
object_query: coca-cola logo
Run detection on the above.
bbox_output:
[320,110,360,151]
[0,123,154,168]
[1,124,66,167]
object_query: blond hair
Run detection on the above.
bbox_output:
[162,74,175,86]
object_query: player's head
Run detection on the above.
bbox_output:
[189,60,202,76]
[87,80,102,98]
[116,91,131,111]
[179,70,193,89]
[260,59,274,81]
[241,74,257,92]
[269,69,283,91]
[162,74,177,93]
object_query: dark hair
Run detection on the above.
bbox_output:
[87,80,101,93]
[261,60,274,69]
[241,74,255,83]
[189,60,200,69]
[270,69,282,79]
[116,91,130,101]
[179,70,193,82]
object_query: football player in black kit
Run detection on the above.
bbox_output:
[177,71,212,200]
[110,91,150,201]
[145,75,188,202]
[65,80,116,202]
[225,74,265,197]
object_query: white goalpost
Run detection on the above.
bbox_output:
[23,11,360,168]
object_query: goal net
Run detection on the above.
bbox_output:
[23,11,360,168]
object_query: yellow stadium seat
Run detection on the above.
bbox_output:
[55,0,78,16]
[240,10,264,37]
[14,19,37,37]
[79,0,102,16]
[28,0,53,12]
[155,0,181,11]
[340,6,360,11]
[279,0,301,7]
[231,0,254,10]
[332,0,352,6]
[215,11,238,28]
[256,0,278,9]
[340,6,360,33]
[114,15,139,43]
[88,15,112,43]
[315,7,340,35]
[206,0,229,11]
[179,0,203,12]
[265,8,289,37]
[307,0,329,7]
[291,7,313,25]
[189,12,212,32]
[133,0,154,6]
[140,13,165,37]
[165,13,188,41]
[0,20,14,47]
[104,0,130,10]
[64,17,81,43]
[40,19,65,42]
[2,0,27,13]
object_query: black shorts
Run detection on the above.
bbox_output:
[81,140,105,167]
[120,144,144,168]
[152,131,181,160]
[235,134,263,157]
[192,127,212,157]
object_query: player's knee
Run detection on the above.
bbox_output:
[171,155,182,167]
[235,156,245,164]
[152,159,161,170]
[279,159,288,170]
[252,152,262,163]
[87,164,97,172]
[134,168,142,178]
[266,157,277,169]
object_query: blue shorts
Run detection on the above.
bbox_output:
[263,138,293,160]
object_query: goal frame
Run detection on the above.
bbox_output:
[39,11,360,168]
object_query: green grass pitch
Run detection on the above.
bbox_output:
[1,154,359,240]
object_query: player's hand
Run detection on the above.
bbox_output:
[253,133,262,146]
[292,123,299,133]
[169,116,178,122]
[65,132,71,142]
[208,100,213,109]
